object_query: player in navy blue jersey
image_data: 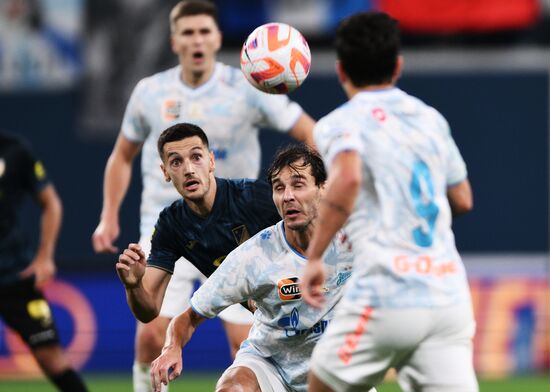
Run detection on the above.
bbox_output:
[116,123,280,323]
[0,132,88,391]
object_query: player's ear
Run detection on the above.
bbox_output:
[335,61,347,84]
[160,163,171,182]
[209,151,215,173]
[393,55,403,83]
[214,27,222,52]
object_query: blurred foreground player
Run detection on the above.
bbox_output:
[0,132,88,391]
[301,11,477,392]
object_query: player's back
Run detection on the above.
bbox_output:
[315,87,470,308]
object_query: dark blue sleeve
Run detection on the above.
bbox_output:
[17,140,50,196]
[248,179,281,225]
[148,208,180,274]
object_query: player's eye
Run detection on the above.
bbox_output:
[170,158,181,167]
[192,154,202,161]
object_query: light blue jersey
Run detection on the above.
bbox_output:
[315,87,470,309]
[120,63,303,237]
[191,221,354,392]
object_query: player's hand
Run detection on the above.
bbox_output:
[92,217,120,254]
[150,345,183,392]
[116,243,146,288]
[300,258,326,308]
[19,256,56,288]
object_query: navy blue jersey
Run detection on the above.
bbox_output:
[148,177,280,277]
[0,132,50,285]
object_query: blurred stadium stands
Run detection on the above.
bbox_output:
[0,0,548,380]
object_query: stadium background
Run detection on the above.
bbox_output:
[0,0,549,389]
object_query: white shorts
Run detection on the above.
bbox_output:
[139,237,254,324]
[221,352,288,392]
[310,302,478,392]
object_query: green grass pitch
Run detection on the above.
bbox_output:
[1,373,548,391]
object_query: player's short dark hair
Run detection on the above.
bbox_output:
[335,11,400,87]
[267,144,327,187]
[170,0,219,32]
[157,123,210,159]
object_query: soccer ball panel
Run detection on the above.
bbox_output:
[240,23,311,94]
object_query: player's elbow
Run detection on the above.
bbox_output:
[451,197,473,216]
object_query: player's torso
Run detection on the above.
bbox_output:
[134,64,265,233]
[318,89,469,307]
[241,223,354,390]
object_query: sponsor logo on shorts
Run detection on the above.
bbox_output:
[336,271,352,286]
[278,277,301,301]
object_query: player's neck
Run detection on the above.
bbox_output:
[284,224,314,256]
[185,177,217,217]
[180,65,216,88]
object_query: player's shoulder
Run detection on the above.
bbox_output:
[219,177,267,197]
[134,66,179,92]
[157,198,185,225]
[217,62,249,88]
[0,132,32,156]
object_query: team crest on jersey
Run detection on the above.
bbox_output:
[232,225,250,245]
[278,277,301,301]
[0,158,5,178]
[162,99,181,121]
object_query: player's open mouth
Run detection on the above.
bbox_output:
[185,180,200,190]
[192,51,204,61]
[285,208,300,218]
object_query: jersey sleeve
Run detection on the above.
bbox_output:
[436,114,468,186]
[250,179,281,224]
[190,243,255,318]
[17,140,50,196]
[314,115,365,167]
[120,78,151,143]
[247,86,303,132]
[147,208,180,274]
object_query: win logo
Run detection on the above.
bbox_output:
[278,277,301,301]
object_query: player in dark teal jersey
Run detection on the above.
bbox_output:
[116,123,280,323]
[0,132,88,391]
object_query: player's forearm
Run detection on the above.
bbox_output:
[101,153,133,220]
[125,285,161,322]
[308,153,360,259]
[36,186,63,260]
[164,308,205,351]
[289,113,316,148]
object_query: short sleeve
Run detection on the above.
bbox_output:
[314,116,365,167]
[248,86,303,132]
[147,209,180,274]
[17,141,50,196]
[120,79,152,143]
[190,244,254,318]
[437,115,468,186]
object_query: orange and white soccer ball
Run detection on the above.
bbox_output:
[240,22,311,94]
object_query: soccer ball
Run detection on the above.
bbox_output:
[240,22,311,94]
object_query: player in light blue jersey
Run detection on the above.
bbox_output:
[91,1,315,391]
[149,145,366,392]
[301,12,477,392]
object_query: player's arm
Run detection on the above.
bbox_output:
[150,307,206,390]
[20,184,63,287]
[92,134,142,253]
[116,243,171,322]
[288,112,316,148]
[447,179,473,216]
[302,150,361,307]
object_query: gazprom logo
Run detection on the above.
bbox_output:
[278,277,301,301]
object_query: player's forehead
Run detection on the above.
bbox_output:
[272,160,314,183]
[163,136,207,157]
[172,14,218,33]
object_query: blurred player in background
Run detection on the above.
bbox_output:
[116,123,280,331]
[91,1,315,391]
[0,132,88,392]
[148,144,365,392]
[300,11,477,392]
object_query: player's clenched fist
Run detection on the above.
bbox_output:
[116,243,147,288]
